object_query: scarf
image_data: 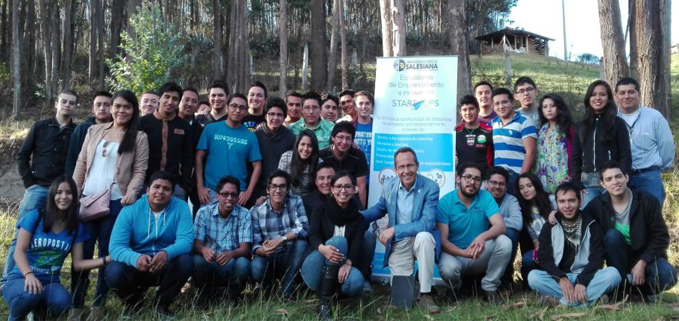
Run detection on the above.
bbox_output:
[324,196,361,227]
[561,215,582,249]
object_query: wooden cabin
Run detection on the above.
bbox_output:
[475,28,554,56]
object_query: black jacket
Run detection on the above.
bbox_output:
[302,190,329,221]
[571,116,632,190]
[17,118,76,188]
[537,213,605,287]
[253,125,295,193]
[139,114,194,191]
[583,188,669,263]
[307,198,369,272]
[65,117,98,178]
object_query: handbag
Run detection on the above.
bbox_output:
[79,142,123,221]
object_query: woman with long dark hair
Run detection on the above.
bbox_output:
[301,171,367,320]
[2,177,110,321]
[535,93,574,195]
[571,80,631,206]
[516,173,553,283]
[70,90,149,319]
[278,129,322,196]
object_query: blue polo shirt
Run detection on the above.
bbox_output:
[437,189,499,249]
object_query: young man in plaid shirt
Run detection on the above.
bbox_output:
[192,176,252,301]
[249,170,309,298]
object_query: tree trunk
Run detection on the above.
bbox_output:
[227,0,249,93]
[326,0,339,92]
[340,0,349,89]
[379,0,393,57]
[11,0,20,118]
[97,0,105,89]
[659,0,671,120]
[279,0,288,95]
[39,0,52,103]
[597,0,629,88]
[109,0,125,59]
[629,0,669,118]
[628,0,638,80]
[89,0,97,81]
[449,0,471,98]
[61,0,73,88]
[213,0,223,79]
[310,0,326,91]
[1,0,8,62]
[391,0,406,56]
[24,0,36,95]
[49,1,60,96]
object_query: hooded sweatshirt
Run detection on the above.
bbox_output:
[109,194,194,268]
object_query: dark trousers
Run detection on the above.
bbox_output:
[604,229,677,294]
[501,228,520,286]
[105,253,193,308]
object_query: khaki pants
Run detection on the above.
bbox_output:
[388,232,436,293]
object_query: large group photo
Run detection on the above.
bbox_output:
[1,0,678,320]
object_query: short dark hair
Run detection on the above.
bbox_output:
[93,91,113,99]
[157,82,183,99]
[354,90,374,106]
[338,89,355,99]
[599,160,626,180]
[147,171,176,192]
[322,94,339,106]
[58,89,79,103]
[227,93,247,105]
[182,87,199,98]
[554,182,581,201]
[492,88,514,102]
[265,97,287,117]
[209,80,229,95]
[216,175,240,192]
[513,76,537,93]
[457,162,483,177]
[314,163,336,179]
[459,95,479,109]
[331,121,356,140]
[486,166,510,184]
[330,170,356,186]
[393,146,419,164]
[615,77,640,92]
[473,81,494,92]
[286,92,302,101]
[302,91,322,107]
[267,169,292,188]
[249,81,268,98]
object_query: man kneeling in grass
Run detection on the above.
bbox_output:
[528,183,620,307]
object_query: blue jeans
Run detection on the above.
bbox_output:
[528,267,621,306]
[250,239,308,296]
[521,249,540,282]
[361,228,377,277]
[71,199,123,308]
[2,185,49,285]
[301,236,365,297]
[501,228,520,285]
[105,253,193,308]
[604,229,677,294]
[629,170,665,208]
[2,276,70,320]
[581,186,604,208]
[192,255,250,298]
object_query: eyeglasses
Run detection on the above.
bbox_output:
[334,135,352,142]
[303,106,320,112]
[266,112,284,118]
[396,164,417,171]
[516,87,535,95]
[333,184,354,192]
[486,180,506,187]
[460,175,482,183]
[102,141,111,158]
[228,103,247,111]
[218,192,239,199]
[268,184,288,191]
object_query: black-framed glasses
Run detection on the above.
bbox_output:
[516,87,535,95]
[461,175,482,183]
[268,184,288,191]
[218,192,239,199]
[486,180,506,187]
[228,103,247,111]
[333,184,354,192]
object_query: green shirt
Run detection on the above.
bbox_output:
[614,188,633,245]
[288,118,335,150]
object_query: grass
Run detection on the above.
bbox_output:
[0,53,678,319]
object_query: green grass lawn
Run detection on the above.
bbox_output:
[0,53,678,319]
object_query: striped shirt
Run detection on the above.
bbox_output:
[491,112,537,174]
[250,194,309,253]
[194,202,252,253]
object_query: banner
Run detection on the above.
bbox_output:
[368,56,458,281]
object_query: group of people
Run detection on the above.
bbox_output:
[0,74,675,321]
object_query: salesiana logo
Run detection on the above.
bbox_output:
[393,59,438,71]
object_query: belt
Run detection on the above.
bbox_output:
[630,166,659,175]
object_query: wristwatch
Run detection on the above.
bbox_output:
[281,235,289,242]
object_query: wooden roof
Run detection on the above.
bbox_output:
[475,28,555,42]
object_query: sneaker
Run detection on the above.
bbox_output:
[418,294,440,314]
[483,290,502,305]
[538,295,560,307]
[362,281,372,294]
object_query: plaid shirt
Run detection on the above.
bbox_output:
[250,194,309,252]
[194,202,252,253]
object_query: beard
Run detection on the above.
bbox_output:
[459,185,479,199]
